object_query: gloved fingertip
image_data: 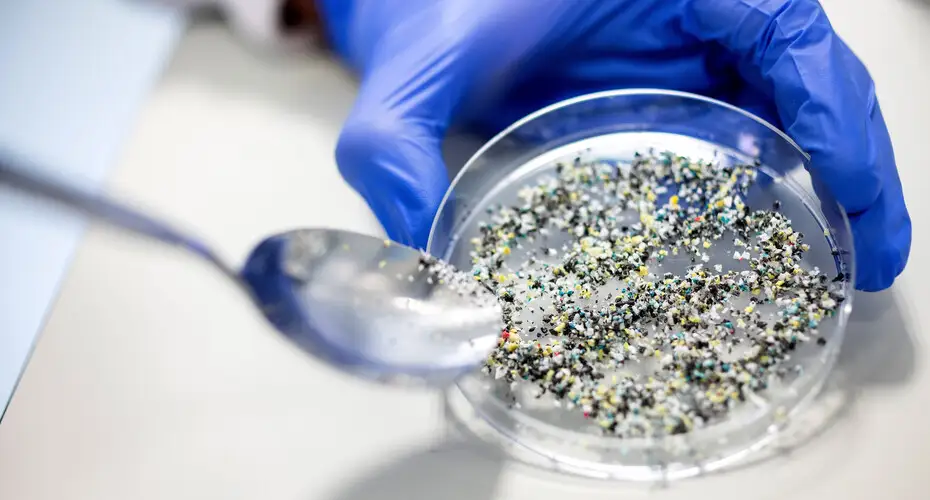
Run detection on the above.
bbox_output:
[855,254,904,292]
[335,116,450,251]
[848,205,911,292]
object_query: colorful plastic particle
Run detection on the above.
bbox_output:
[466,150,845,438]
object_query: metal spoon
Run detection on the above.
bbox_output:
[0,157,501,385]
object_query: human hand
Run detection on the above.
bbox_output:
[319,0,910,291]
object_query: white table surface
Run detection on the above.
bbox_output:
[1,1,928,498]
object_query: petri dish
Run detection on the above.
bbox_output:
[427,90,855,481]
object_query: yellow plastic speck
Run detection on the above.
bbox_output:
[378,260,387,269]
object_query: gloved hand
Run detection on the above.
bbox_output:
[317,0,911,292]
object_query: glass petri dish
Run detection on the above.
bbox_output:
[427,90,855,481]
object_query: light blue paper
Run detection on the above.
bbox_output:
[0,0,186,418]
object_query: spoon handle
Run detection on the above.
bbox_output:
[0,156,240,280]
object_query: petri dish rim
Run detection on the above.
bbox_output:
[427,89,856,475]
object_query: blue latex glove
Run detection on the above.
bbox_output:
[318,0,911,292]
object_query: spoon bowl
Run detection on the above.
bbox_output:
[241,228,502,384]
